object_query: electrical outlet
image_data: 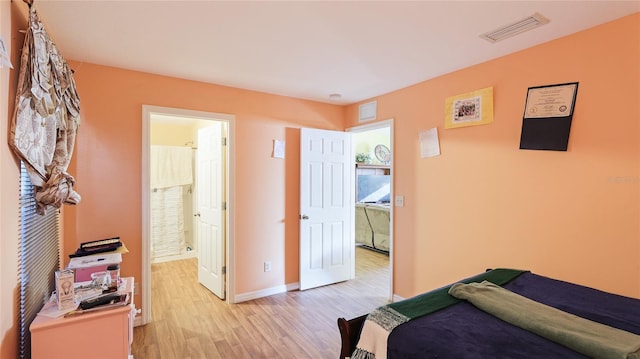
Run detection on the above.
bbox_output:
[264,261,271,272]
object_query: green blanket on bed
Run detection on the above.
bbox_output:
[449,281,640,359]
[352,268,528,359]
[388,268,528,319]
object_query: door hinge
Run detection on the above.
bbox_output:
[222,201,227,210]
[221,266,226,275]
[222,137,227,146]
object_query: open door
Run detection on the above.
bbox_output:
[197,123,225,299]
[299,128,354,290]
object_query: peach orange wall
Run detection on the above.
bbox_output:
[346,13,640,299]
[64,63,344,307]
[150,122,196,146]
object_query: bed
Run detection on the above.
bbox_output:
[337,268,640,359]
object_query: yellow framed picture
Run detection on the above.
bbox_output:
[445,87,494,129]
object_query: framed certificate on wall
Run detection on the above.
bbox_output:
[520,82,579,151]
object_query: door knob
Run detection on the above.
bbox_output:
[194,213,201,217]
[300,214,309,220]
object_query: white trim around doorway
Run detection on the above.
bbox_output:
[347,118,395,302]
[140,105,237,326]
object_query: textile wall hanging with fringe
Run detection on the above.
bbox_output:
[9,2,81,215]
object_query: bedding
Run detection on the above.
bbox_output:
[350,269,640,359]
[449,281,640,359]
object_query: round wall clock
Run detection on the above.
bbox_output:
[374,144,391,163]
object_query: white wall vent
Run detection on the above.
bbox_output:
[359,101,377,123]
[480,13,550,43]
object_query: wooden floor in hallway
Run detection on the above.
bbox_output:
[132,246,390,358]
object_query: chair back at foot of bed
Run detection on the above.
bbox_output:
[337,315,368,359]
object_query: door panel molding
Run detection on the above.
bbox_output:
[299,128,354,291]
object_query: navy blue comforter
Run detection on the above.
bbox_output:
[388,272,640,358]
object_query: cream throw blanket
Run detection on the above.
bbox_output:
[449,281,640,359]
[352,306,409,359]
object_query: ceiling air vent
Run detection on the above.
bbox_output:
[480,13,550,43]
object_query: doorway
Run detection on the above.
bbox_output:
[298,124,393,298]
[141,105,237,325]
[348,119,393,300]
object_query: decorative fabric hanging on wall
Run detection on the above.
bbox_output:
[9,4,81,215]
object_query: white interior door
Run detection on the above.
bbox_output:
[197,123,225,299]
[299,128,354,290]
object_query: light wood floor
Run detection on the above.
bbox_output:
[132,246,390,358]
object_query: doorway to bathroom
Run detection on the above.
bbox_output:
[141,105,236,325]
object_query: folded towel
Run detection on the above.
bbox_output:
[150,145,193,189]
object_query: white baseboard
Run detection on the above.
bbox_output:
[234,284,287,302]
[151,250,197,264]
[235,282,394,303]
[234,282,300,303]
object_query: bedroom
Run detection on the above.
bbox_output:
[1,2,639,358]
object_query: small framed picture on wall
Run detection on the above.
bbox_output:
[444,87,494,129]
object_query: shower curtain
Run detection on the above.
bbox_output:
[151,186,186,258]
[150,145,193,260]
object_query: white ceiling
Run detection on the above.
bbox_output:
[30,1,639,105]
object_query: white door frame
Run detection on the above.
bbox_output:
[346,119,394,301]
[141,105,237,325]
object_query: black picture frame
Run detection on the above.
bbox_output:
[519,82,579,151]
